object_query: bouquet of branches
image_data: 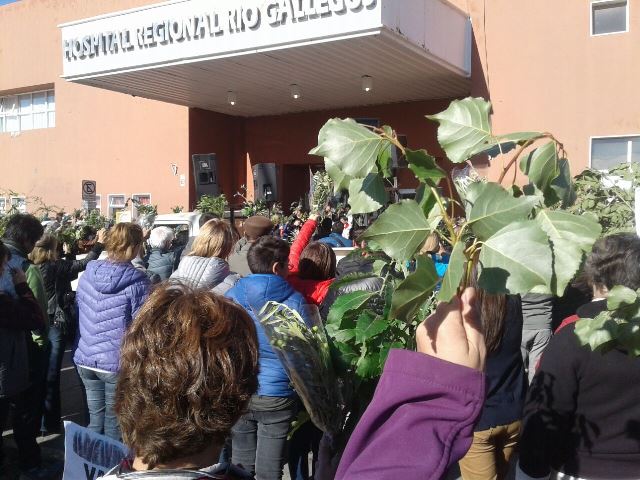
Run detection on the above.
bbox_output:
[258,301,344,435]
[311,170,333,214]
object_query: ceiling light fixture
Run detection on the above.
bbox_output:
[290,84,302,100]
[362,75,373,93]
[227,91,237,106]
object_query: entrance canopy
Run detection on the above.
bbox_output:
[60,0,471,116]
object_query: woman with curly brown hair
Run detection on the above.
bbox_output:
[101,282,259,479]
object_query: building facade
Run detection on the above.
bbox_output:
[0,0,638,216]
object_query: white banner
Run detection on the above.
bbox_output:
[62,421,129,480]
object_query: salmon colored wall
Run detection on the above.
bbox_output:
[464,0,640,181]
[0,0,190,215]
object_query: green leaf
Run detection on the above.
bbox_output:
[377,145,393,179]
[520,142,559,195]
[574,311,618,353]
[426,97,541,163]
[325,323,356,343]
[310,118,390,178]
[406,149,446,184]
[331,340,359,368]
[361,200,431,262]
[426,97,492,163]
[607,286,639,311]
[391,255,439,321]
[535,210,602,295]
[325,158,352,192]
[481,132,542,157]
[327,290,375,326]
[478,220,552,295]
[415,184,442,229]
[437,241,466,302]
[549,158,576,208]
[356,351,381,379]
[348,173,388,214]
[354,312,389,343]
[467,183,538,241]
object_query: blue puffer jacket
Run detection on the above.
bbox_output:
[74,260,150,373]
[226,274,311,398]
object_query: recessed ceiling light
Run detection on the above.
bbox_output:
[362,75,373,93]
[227,91,237,106]
[290,84,302,100]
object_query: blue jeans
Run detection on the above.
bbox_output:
[42,324,65,433]
[232,397,298,480]
[77,367,120,440]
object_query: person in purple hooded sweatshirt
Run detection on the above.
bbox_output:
[74,223,150,440]
[328,288,487,480]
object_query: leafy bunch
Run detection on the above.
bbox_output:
[307,97,605,429]
[311,97,601,304]
[310,170,334,214]
[569,163,640,235]
[196,194,227,217]
[575,286,640,356]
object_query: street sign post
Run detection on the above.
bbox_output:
[82,180,97,211]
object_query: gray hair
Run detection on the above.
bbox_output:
[148,226,174,250]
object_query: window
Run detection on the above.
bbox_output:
[591,135,640,170]
[591,1,628,36]
[0,198,5,214]
[108,194,126,218]
[10,196,26,213]
[94,194,102,213]
[0,89,55,134]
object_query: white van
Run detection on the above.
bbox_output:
[153,212,205,237]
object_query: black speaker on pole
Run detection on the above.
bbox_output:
[192,154,220,198]
[252,163,278,202]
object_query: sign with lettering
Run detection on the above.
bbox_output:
[62,421,129,480]
[61,0,380,79]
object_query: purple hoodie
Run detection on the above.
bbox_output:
[74,260,150,373]
[335,349,485,479]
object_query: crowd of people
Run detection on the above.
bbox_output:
[0,208,639,480]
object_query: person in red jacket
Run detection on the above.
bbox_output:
[287,214,336,306]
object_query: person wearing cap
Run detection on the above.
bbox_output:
[228,216,274,277]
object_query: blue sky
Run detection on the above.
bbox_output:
[0,0,19,5]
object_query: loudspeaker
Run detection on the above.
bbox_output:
[253,163,278,202]
[192,154,220,198]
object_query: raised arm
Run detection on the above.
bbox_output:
[61,237,105,280]
[289,216,318,274]
[334,289,486,480]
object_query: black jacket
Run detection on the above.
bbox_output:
[476,295,526,431]
[38,243,103,315]
[520,300,640,479]
[320,253,384,319]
